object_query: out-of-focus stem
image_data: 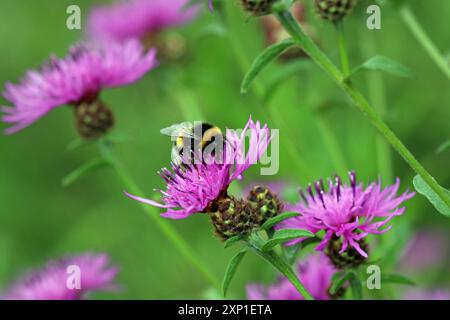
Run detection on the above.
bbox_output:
[99,140,221,290]
[336,22,350,77]
[361,34,393,183]
[314,114,348,178]
[400,6,450,81]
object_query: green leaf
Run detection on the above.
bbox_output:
[284,236,321,265]
[247,233,314,300]
[66,138,90,152]
[195,23,228,39]
[261,229,314,251]
[241,38,296,94]
[329,271,352,295]
[330,271,363,299]
[413,175,450,217]
[260,212,299,230]
[222,249,247,297]
[224,235,244,248]
[284,242,302,265]
[381,273,416,286]
[437,140,450,154]
[349,272,363,300]
[62,158,109,188]
[352,55,413,78]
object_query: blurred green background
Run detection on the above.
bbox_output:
[0,0,449,299]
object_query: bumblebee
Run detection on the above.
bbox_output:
[160,121,224,166]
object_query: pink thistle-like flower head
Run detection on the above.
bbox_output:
[247,253,337,300]
[88,0,200,43]
[126,117,272,219]
[2,253,119,300]
[2,39,158,135]
[277,172,415,259]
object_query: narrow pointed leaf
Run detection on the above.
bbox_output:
[262,229,314,251]
[222,249,247,297]
[436,140,450,154]
[349,272,363,300]
[352,55,413,78]
[224,235,244,248]
[66,138,89,152]
[247,233,313,300]
[241,38,296,94]
[381,273,416,286]
[62,158,109,188]
[284,242,302,265]
[260,212,299,230]
[413,175,450,217]
[329,271,352,295]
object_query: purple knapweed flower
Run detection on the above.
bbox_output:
[399,228,449,273]
[208,0,214,12]
[1,39,157,135]
[126,117,271,219]
[277,172,415,258]
[247,253,336,300]
[2,253,118,300]
[88,0,200,43]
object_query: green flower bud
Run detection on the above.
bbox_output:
[240,0,278,17]
[208,187,283,241]
[74,100,114,139]
[314,0,357,23]
[326,236,368,269]
[209,196,255,240]
[246,186,283,225]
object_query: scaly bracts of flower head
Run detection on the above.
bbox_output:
[1,39,157,134]
[277,172,415,258]
[1,253,118,300]
[247,253,336,300]
[88,0,200,43]
[126,117,272,219]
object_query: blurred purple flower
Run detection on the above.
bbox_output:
[399,228,449,272]
[403,289,450,300]
[277,172,415,258]
[88,0,199,43]
[2,253,118,300]
[1,39,157,134]
[208,0,214,12]
[126,117,271,219]
[247,253,336,300]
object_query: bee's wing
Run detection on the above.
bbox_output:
[160,122,195,138]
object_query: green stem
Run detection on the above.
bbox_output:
[400,6,450,80]
[275,10,450,207]
[248,233,314,300]
[315,114,348,177]
[98,139,221,290]
[362,33,393,183]
[336,22,350,77]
